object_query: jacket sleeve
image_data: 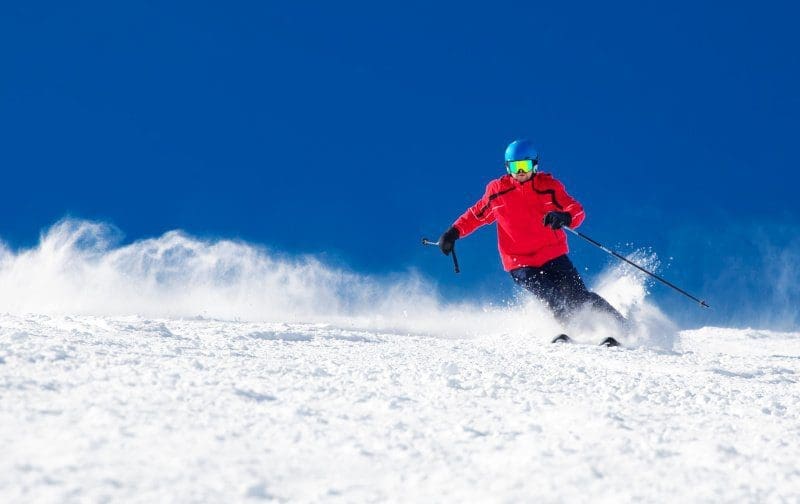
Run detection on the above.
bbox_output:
[550,177,586,228]
[452,183,497,238]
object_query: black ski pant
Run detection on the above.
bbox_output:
[510,255,625,324]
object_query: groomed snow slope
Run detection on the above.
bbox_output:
[2,315,798,502]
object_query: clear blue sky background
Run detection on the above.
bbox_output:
[2,1,799,328]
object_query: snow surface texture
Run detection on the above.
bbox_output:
[1,220,798,501]
[2,317,799,502]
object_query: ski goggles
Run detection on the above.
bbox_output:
[506,158,538,175]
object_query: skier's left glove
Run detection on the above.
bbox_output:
[543,211,572,230]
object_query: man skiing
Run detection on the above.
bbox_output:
[438,139,625,339]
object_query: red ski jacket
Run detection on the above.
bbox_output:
[453,172,586,271]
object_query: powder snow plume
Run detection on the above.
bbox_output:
[0,219,675,347]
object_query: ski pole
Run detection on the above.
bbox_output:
[563,226,710,308]
[421,238,460,274]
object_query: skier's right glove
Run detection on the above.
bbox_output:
[438,227,460,255]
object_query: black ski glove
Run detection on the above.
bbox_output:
[438,226,460,255]
[543,211,572,230]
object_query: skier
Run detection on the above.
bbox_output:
[438,139,625,337]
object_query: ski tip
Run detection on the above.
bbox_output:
[551,334,571,344]
[599,337,621,347]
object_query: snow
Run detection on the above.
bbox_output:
[2,315,799,502]
[1,220,799,501]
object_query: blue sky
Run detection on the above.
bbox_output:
[2,2,799,328]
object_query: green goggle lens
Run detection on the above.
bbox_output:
[506,159,538,175]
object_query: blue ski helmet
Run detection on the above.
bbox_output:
[504,139,538,163]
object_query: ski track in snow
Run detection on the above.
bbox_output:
[1,314,799,502]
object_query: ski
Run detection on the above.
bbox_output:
[552,334,572,343]
[551,334,622,347]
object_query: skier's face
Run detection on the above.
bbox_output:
[511,170,534,183]
[506,158,537,182]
